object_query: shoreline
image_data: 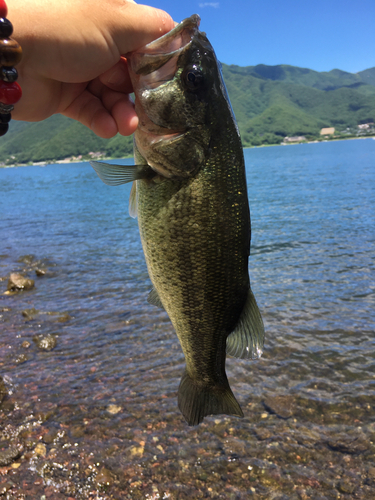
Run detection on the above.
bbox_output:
[1,135,375,169]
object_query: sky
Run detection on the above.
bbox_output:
[143,0,375,74]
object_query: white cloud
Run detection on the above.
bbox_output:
[199,2,219,7]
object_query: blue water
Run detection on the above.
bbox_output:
[1,139,375,497]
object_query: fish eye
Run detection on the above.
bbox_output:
[183,66,204,90]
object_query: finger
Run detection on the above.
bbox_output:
[62,87,118,139]
[95,83,138,136]
[111,3,175,54]
[111,96,138,136]
[99,58,133,93]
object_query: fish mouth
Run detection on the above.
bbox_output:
[127,14,200,81]
[126,15,207,177]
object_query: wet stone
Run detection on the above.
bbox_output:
[254,427,272,440]
[7,273,35,291]
[33,334,57,351]
[0,376,7,404]
[94,466,115,487]
[15,353,28,364]
[0,444,22,466]
[17,255,35,265]
[42,430,59,445]
[56,312,71,323]
[126,444,145,458]
[22,308,39,320]
[327,436,370,455]
[337,479,355,494]
[263,395,295,419]
[33,443,47,457]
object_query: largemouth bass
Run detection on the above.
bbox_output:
[91,14,264,426]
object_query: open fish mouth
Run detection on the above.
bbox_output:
[127,14,201,88]
[126,14,210,178]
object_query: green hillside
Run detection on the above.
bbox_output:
[1,64,375,164]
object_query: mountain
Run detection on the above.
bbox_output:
[1,64,375,164]
[221,64,375,146]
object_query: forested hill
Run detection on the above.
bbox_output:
[1,64,375,164]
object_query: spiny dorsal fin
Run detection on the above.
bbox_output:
[90,161,154,186]
[226,289,265,359]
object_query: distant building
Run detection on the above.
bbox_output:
[320,127,335,136]
[358,123,371,130]
[284,136,307,143]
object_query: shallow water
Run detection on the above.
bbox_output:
[1,139,375,499]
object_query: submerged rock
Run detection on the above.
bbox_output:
[7,273,35,292]
[35,268,46,276]
[327,436,370,455]
[33,334,57,351]
[0,376,7,404]
[22,308,39,320]
[94,467,115,487]
[263,395,295,419]
[0,444,23,466]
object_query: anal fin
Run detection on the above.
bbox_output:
[226,288,265,359]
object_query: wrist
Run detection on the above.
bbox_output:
[0,0,22,135]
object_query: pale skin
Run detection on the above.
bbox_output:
[7,0,175,138]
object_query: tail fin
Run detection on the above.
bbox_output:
[178,371,244,426]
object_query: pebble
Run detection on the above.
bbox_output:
[337,479,355,494]
[94,467,114,487]
[107,404,122,415]
[32,334,57,351]
[33,443,47,457]
[126,444,145,458]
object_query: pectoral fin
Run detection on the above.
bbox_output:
[147,288,165,310]
[90,161,155,186]
[226,289,265,359]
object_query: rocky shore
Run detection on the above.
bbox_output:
[1,254,374,499]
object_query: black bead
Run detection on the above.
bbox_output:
[0,18,13,39]
[0,66,18,82]
[0,121,9,136]
[0,112,11,123]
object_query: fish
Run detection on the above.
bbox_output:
[90,14,264,426]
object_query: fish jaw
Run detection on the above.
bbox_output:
[127,15,212,179]
[128,15,201,78]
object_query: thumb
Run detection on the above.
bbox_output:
[110,3,175,55]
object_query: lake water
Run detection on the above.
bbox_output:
[0,139,374,499]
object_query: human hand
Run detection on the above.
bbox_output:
[8,0,174,138]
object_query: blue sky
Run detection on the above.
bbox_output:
[145,0,375,73]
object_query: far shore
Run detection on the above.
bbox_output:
[1,135,375,169]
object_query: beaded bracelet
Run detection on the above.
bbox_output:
[0,0,22,137]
